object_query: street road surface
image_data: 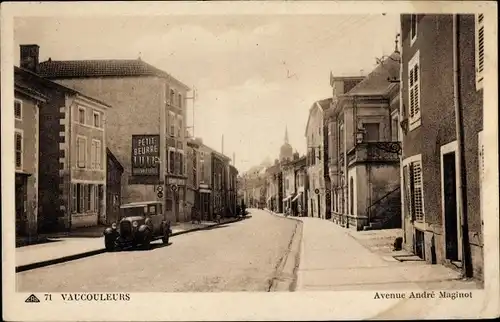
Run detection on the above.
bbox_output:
[17,210,298,292]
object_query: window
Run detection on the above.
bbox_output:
[164,83,170,105]
[403,156,424,222]
[15,131,23,169]
[77,136,87,168]
[170,90,175,106]
[79,183,85,213]
[93,111,101,128]
[169,112,175,137]
[391,112,399,141]
[408,52,421,130]
[178,94,182,108]
[179,152,184,175]
[178,116,183,137]
[71,184,77,213]
[78,107,86,124]
[174,151,180,174]
[91,140,102,169]
[14,99,22,120]
[200,158,205,181]
[410,14,417,45]
[475,14,485,89]
[87,185,93,212]
[168,149,175,173]
[363,123,380,142]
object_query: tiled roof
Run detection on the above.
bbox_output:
[14,66,112,108]
[38,59,190,90]
[346,51,401,96]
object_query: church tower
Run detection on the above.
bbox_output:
[279,125,293,162]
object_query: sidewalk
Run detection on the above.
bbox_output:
[295,216,481,291]
[16,217,239,273]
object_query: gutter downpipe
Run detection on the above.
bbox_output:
[67,95,76,232]
[453,14,473,278]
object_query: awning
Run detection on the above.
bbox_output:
[292,192,303,202]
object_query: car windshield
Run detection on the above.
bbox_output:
[120,206,146,218]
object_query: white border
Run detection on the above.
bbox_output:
[2,2,499,321]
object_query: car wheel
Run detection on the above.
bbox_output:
[105,239,115,252]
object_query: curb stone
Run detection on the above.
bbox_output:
[15,218,240,273]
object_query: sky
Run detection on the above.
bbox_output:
[14,14,400,173]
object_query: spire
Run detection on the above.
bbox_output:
[284,125,289,144]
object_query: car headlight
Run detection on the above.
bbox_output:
[111,223,117,229]
[132,221,138,228]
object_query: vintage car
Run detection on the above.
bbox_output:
[103,201,172,251]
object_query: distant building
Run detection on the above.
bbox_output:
[36,48,191,223]
[14,74,47,240]
[265,162,281,212]
[400,14,484,280]
[106,148,124,225]
[305,98,332,219]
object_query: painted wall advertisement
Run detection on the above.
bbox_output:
[131,135,160,176]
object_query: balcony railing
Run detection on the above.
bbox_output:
[347,141,401,165]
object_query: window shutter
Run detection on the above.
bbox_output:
[411,161,424,222]
[476,14,485,78]
[413,64,420,117]
[91,141,96,169]
[403,165,412,219]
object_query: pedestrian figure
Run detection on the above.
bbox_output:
[191,205,201,224]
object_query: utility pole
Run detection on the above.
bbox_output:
[221,134,224,154]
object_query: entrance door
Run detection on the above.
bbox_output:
[443,152,460,262]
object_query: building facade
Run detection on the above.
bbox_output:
[37,51,190,224]
[106,148,124,225]
[305,98,332,219]
[293,156,308,217]
[228,165,239,215]
[197,141,213,221]
[265,162,281,212]
[186,138,200,221]
[16,51,111,232]
[327,53,402,231]
[14,75,47,240]
[400,14,484,280]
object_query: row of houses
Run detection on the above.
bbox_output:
[14,44,238,242]
[239,14,486,282]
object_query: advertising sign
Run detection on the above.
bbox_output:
[131,135,160,176]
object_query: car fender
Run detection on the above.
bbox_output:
[104,227,118,236]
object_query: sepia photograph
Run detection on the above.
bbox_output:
[2,1,498,321]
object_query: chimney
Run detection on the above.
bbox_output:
[20,44,40,73]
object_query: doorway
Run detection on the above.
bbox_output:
[442,151,461,262]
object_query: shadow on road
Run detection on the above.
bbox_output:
[119,241,173,252]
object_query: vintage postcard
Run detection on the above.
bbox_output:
[1,1,499,321]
